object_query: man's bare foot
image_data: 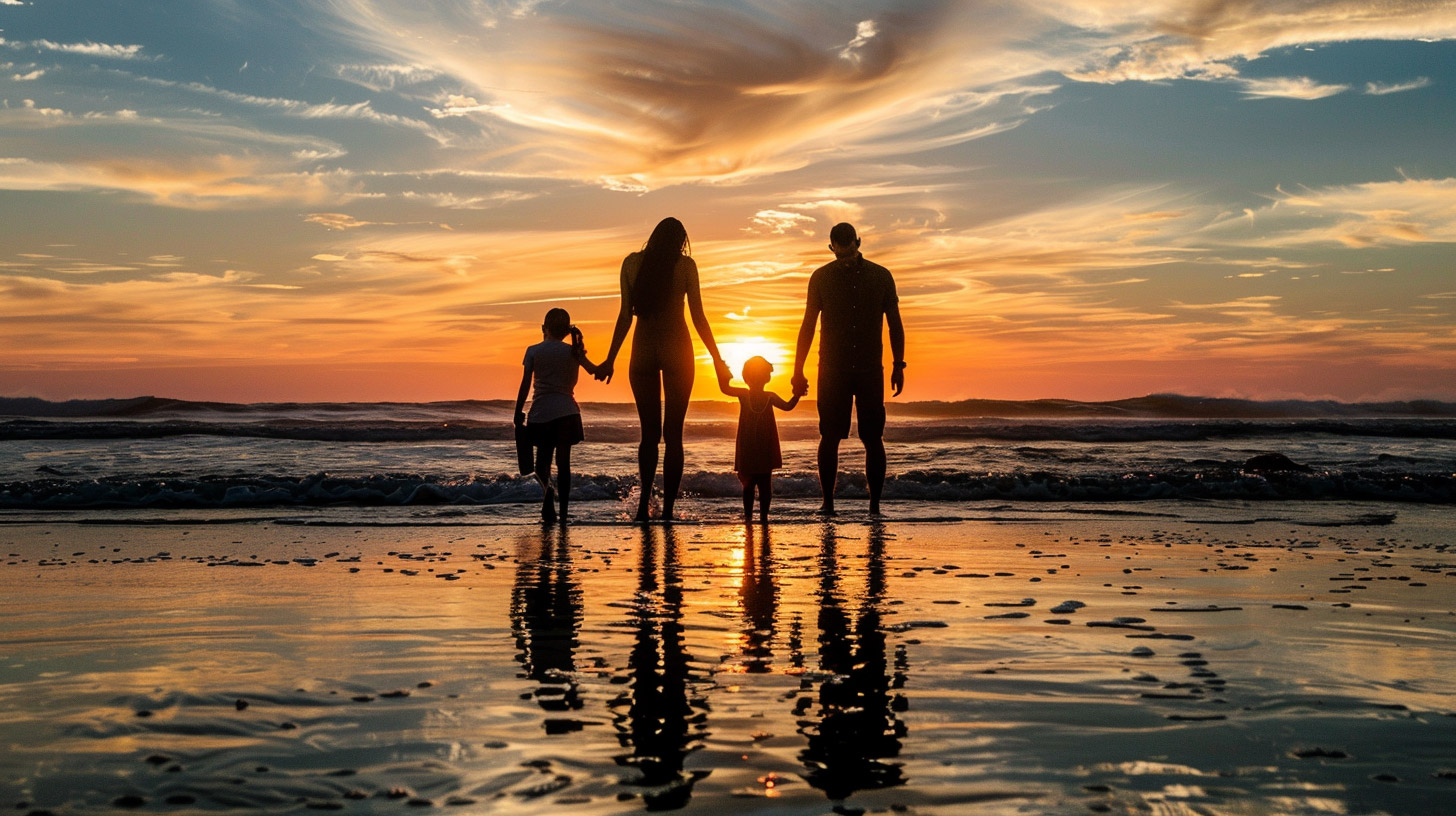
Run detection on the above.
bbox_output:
[869,499,881,515]
[633,503,651,523]
[815,503,836,516]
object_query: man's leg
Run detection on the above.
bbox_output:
[856,369,889,515]
[816,372,851,516]
[865,437,886,515]
[817,438,839,515]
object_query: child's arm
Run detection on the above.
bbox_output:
[770,391,800,411]
[576,352,601,377]
[720,381,749,398]
[514,361,532,426]
[570,326,599,376]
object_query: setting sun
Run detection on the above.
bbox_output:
[714,338,792,386]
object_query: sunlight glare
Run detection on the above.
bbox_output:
[715,338,790,385]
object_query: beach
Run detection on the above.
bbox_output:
[3,499,1454,815]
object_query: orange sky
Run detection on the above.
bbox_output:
[2,1,1454,403]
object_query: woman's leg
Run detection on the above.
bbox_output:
[740,474,754,521]
[629,363,662,522]
[659,348,694,521]
[555,444,572,520]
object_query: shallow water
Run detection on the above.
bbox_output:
[2,506,1454,814]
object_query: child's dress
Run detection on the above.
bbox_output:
[733,393,782,476]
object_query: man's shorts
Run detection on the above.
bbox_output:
[817,368,886,440]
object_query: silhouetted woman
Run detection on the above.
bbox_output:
[598,217,729,521]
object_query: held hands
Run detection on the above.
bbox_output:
[595,359,614,383]
[713,358,732,389]
[791,373,809,398]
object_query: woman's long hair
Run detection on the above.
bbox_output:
[633,217,689,317]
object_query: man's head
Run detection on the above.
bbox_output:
[828,222,860,259]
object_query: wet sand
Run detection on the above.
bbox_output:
[2,502,1454,814]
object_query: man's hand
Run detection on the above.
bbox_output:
[890,366,904,398]
[514,410,526,427]
[791,373,809,397]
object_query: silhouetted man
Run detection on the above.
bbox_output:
[792,223,905,515]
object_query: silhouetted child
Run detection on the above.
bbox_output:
[721,356,799,522]
[515,308,599,522]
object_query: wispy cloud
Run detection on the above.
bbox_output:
[1207,177,1456,248]
[25,39,148,60]
[1238,76,1349,100]
[1365,77,1432,95]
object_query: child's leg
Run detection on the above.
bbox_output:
[534,442,555,520]
[756,474,773,523]
[739,473,753,521]
[555,444,572,519]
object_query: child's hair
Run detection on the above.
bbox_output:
[742,356,773,386]
[543,308,571,340]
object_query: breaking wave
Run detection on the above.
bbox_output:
[3,467,1451,510]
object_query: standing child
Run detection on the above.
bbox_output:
[515,308,599,522]
[721,356,800,523]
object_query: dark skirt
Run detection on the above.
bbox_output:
[530,413,585,448]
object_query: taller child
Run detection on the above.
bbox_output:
[598,217,730,522]
[791,223,906,515]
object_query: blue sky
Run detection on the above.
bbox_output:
[2,0,1453,402]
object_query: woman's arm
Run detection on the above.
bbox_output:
[514,361,532,426]
[684,257,730,386]
[599,256,636,383]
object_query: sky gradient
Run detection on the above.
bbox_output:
[2,0,1453,403]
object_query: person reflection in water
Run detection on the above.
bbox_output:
[610,524,710,808]
[795,522,909,802]
[598,217,731,522]
[510,524,584,725]
[739,524,778,673]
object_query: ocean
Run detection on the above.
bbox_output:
[3,395,1454,516]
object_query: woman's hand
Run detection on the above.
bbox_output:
[514,409,526,427]
[596,359,615,383]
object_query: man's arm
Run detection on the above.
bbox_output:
[887,299,905,397]
[791,276,821,396]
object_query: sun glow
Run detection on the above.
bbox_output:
[714,337,792,386]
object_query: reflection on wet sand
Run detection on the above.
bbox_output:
[610,524,710,809]
[797,522,909,801]
[739,524,778,673]
[511,524,585,725]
